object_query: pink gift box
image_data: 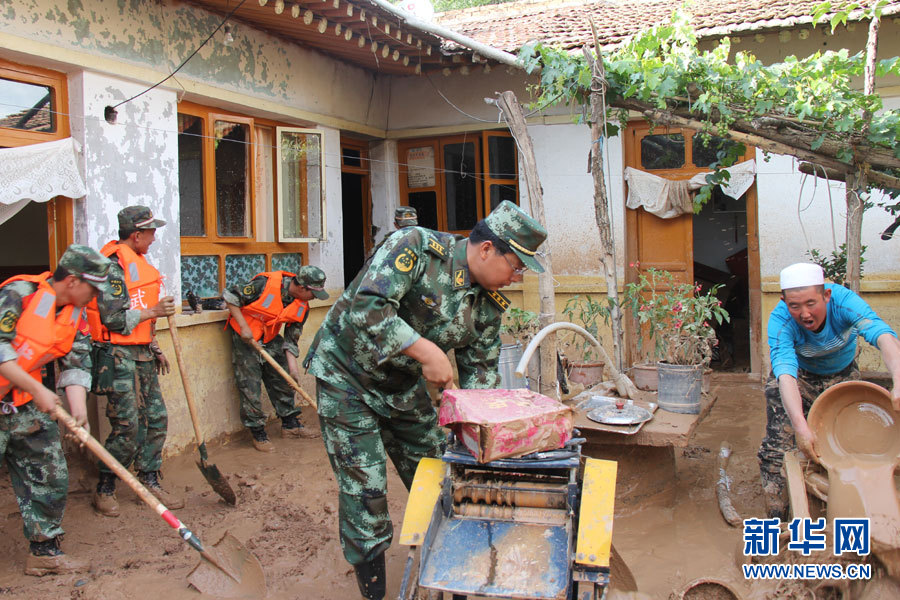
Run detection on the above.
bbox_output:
[439,388,574,463]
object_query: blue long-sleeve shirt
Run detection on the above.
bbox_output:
[768,283,897,379]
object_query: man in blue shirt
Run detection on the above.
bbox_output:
[758,262,900,519]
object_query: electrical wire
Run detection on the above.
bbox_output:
[110,0,249,112]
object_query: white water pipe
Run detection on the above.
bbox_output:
[515,322,637,399]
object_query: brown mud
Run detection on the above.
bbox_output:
[0,379,893,599]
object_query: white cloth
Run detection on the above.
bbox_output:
[780,263,824,290]
[0,137,86,224]
[625,159,757,219]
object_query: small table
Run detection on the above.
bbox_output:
[572,387,719,504]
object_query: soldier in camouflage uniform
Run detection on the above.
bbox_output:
[224,266,328,451]
[760,262,900,518]
[85,206,180,518]
[394,206,417,229]
[0,245,109,575]
[304,201,546,600]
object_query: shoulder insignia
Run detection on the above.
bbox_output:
[109,277,126,298]
[242,284,256,296]
[453,268,468,289]
[394,247,418,273]
[485,290,511,312]
[0,310,16,333]
[427,237,447,259]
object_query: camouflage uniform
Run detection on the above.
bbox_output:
[223,274,306,429]
[93,259,167,475]
[305,201,546,567]
[0,246,105,547]
[758,363,860,514]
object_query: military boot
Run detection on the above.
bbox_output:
[250,426,275,452]
[91,471,120,518]
[137,471,185,509]
[354,552,386,600]
[25,537,90,576]
[281,414,320,439]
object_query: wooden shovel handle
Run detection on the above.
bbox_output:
[54,405,170,517]
[248,339,317,410]
[167,315,206,447]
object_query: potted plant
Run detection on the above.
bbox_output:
[624,267,729,413]
[499,307,540,388]
[561,294,611,386]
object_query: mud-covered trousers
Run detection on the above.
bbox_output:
[757,362,858,514]
[231,331,300,429]
[316,379,444,565]
[0,401,68,542]
[99,353,167,475]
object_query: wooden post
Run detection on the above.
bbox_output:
[494,91,558,398]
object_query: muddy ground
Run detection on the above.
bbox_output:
[0,379,883,598]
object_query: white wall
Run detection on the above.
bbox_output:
[68,71,181,298]
[370,139,400,247]
[307,125,345,288]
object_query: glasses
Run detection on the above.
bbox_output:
[501,252,527,276]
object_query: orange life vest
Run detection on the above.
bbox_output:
[0,273,83,407]
[85,241,161,345]
[227,271,309,343]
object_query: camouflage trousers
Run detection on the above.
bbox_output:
[99,352,167,474]
[231,331,300,429]
[757,362,859,516]
[0,401,67,542]
[316,378,444,565]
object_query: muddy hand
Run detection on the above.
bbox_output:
[152,296,177,318]
[155,352,171,376]
[796,427,819,461]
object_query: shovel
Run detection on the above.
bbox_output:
[248,338,317,410]
[53,405,266,599]
[167,314,237,505]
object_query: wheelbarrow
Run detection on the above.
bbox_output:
[784,381,900,580]
[397,434,618,600]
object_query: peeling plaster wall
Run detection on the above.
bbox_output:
[68,71,181,297]
[307,125,345,287]
[370,139,399,247]
[0,0,388,130]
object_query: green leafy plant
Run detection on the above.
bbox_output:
[807,244,867,286]
[500,307,539,346]
[623,267,730,366]
[562,295,611,363]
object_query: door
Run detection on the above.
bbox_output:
[340,138,371,287]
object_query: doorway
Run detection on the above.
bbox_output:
[623,123,762,376]
[340,138,371,288]
[0,201,50,281]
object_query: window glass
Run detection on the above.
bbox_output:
[214,120,251,237]
[342,148,361,168]
[278,129,324,241]
[489,184,518,211]
[444,141,478,231]
[178,114,205,236]
[225,253,266,289]
[693,135,739,168]
[0,78,54,132]
[409,191,438,230]
[640,133,685,170]
[488,136,516,179]
[272,252,304,273]
[180,255,219,297]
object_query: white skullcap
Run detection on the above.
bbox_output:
[780,262,824,290]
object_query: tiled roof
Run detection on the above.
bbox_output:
[434,0,900,52]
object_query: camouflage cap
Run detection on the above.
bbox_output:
[58,244,111,288]
[394,206,418,226]
[482,200,547,273]
[294,266,329,300]
[118,205,166,230]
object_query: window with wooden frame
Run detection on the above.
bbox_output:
[0,58,73,273]
[397,130,518,234]
[177,102,325,298]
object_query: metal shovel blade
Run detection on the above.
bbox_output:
[198,458,237,505]
[188,532,267,599]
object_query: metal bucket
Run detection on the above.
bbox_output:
[498,343,540,389]
[657,362,702,414]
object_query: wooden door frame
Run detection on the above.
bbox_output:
[623,120,762,376]
[339,136,372,254]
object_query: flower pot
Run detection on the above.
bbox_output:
[657,362,702,415]
[631,362,659,391]
[567,361,605,386]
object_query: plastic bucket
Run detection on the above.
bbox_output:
[657,362,702,414]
